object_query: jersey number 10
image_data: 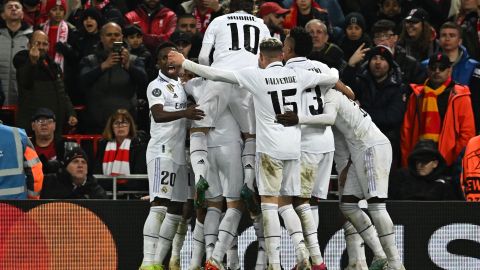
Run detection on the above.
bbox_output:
[228,23,260,54]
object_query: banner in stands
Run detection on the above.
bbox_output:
[0,201,478,270]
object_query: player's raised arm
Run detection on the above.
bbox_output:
[168,51,239,84]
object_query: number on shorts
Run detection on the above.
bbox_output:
[306,86,323,115]
[160,171,176,186]
[228,23,260,54]
[268,88,298,114]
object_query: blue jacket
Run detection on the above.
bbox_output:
[421,46,479,85]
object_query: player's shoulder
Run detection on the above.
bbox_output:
[309,59,332,72]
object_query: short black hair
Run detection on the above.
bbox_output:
[155,41,177,58]
[288,27,313,57]
[371,19,397,35]
[229,0,254,13]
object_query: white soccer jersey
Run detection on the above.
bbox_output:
[184,77,242,147]
[146,71,188,164]
[285,57,335,154]
[234,61,338,160]
[323,90,389,149]
[202,11,271,69]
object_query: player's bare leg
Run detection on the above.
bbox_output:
[189,207,207,270]
[278,196,311,270]
[169,200,194,270]
[190,127,211,208]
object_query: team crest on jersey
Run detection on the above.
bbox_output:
[152,88,162,97]
[166,84,175,93]
[162,186,168,193]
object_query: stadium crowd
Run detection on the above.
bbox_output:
[1,0,480,269]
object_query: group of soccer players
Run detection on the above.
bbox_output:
[139,1,406,270]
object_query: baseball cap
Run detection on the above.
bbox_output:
[428,52,452,69]
[170,31,192,45]
[258,2,289,18]
[31,107,56,122]
[405,8,428,23]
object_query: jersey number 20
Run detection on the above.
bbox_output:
[228,23,260,54]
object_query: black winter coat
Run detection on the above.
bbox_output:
[41,171,107,199]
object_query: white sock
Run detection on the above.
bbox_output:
[227,236,240,270]
[204,207,221,259]
[154,213,182,264]
[261,203,281,267]
[190,132,208,183]
[253,214,267,269]
[340,203,386,259]
[190,220,205,268]
[141,206,167,265]
[368,203,401,268]
[212,208,242,262]
[171,218,189,257]
[242,137,256,189]
[310,204,319,229]
[343,221,367,266]
[295,204,323,265]
[279,204,307,257]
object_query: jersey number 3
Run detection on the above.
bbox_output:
[228,23,260,54]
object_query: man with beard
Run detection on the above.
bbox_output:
[258,2,289,41]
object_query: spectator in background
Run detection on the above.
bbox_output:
[398,8,440,61]
[79,22,148,133]
[13,30,78,137]
[68,0,124,29]
[338,12,372,62]
[0,123,43,199]
[343,45,405,168]
[389,139,458,200]
[30,108,66,165]
[401,53,475,170]
[449,0,480,61]
[94,109,148,189]
[305,19,346,72]
[176,14,203,59]
[258,2,289,41]
[22,0,44,27]
[283,0,330,31]
[170,30,193,58]
[123,24,154,80]
[41,146,107,199]
[376,0,404,33]
[124,0,177,53]
[461,135,480,201]
[0,0,33,105]
[371,19,426,85]
[176,0,225,33]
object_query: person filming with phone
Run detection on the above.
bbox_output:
[79,22,148,133]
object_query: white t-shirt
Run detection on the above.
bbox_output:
[324,90,389,150]
[202,11,271,69]
[234,61,338,160]
[184,77,241,147]
[285,57,335,154]
[146,71,188,164]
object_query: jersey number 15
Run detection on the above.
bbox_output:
[268,88,298,114]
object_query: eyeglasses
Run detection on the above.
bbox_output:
[113,120,130,127]
[373,33,394,40]
[34,119,55,124]
[428,65,448,72]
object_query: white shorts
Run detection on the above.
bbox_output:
[205,142,243,200]
[147,157,189,202]
[193,80,255,134]
[256,152,300,196]
[299,151,334,199]
[343,143,391,200]
[186,166,195,200]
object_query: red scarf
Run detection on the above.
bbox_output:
[194,7,212,33]
[43,20,68,71]
[419,77,451,142]
[85,0,110,10]
[102,139,131,177]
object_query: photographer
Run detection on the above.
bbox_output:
[79,22,148,133]
[41,146,107,199]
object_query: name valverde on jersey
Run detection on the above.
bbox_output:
[146,71,188,165]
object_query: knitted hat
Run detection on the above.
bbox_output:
[367,45,394,68]
[344,12,366,31]
[123,24,143,37]
[408,139,444,164]
[45,0,67,13]
[64,147,88,166]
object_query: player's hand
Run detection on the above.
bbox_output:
[347,43,370,67]
[168,50,186,66]
[276,111,299,126]
[183,104,205,120]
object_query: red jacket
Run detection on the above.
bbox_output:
[124,5,177,51]
[401,82,476,167]
[461,135,480,201]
